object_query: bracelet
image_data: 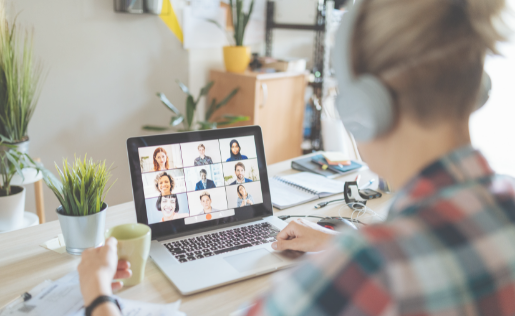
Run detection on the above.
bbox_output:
[85,295,121,316]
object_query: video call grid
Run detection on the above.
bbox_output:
[139,137,263,222]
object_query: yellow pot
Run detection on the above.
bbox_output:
[223,46,251,73]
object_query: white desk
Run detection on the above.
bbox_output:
[0,153,393,315]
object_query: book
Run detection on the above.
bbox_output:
[292,154,364,178]
[311,155,363,174]
[269,172,344,209]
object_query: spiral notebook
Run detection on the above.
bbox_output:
[269,172,344,209]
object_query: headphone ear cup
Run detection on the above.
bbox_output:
[476,71,492,111]
[337,75,395,142]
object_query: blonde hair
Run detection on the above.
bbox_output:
[351,0,507,125]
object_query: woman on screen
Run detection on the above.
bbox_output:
[226,140,248,162]
[156,194,186,222]
[153,147,171,171]
[236,185,254,207]
[155,172,174,196]
[200,191,219,214]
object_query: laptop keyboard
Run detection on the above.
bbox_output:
[163,222,280,263]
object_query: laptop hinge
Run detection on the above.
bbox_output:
[156,217,265,242]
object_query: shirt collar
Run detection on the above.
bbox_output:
[388,145,494,218]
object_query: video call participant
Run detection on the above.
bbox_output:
[194,144,214,166]
[236,185,253,207]
[195,169,216,190]
[154,172,174,196]
[226,139,248,162]
[156,194,185,222]
[230,162,252,185]
[199,191,219,214]
[153,147,170,171]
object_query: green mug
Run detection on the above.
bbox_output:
[105,223,151,286]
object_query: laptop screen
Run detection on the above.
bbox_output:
[127,126,273,240]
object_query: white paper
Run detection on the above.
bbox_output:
[281,172,344,196]
[269,177,317,209]
[1,271,185,316]
[183,6,228,49]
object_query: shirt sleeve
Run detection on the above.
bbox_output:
[246,232,392,316]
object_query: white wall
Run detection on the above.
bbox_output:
[470,9,515,176]
[7,0,189,221]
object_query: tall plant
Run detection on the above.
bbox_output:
[45,156,116,216]
[143,80,248,132]
[0,3,44,143]
[229,0,254,46]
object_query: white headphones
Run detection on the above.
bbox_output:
[333,0,492,142]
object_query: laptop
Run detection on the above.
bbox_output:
[126,126,297,295]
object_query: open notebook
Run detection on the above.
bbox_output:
[269,172,343,209]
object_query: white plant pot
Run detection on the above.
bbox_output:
[0,186,26,232]
[57,204,107,255]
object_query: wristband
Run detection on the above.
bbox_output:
[85,295,121,316]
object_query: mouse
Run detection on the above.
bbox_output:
[317,218,358,232]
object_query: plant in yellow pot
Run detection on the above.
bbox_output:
[222,0,254,73]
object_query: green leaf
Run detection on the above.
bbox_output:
[170,116,184,127]
[186,95,195,130]
[206,19,223,30]
[199,81,214,98]
[156,93,181,115]
[215,87,239,111]
[205,98,217,121]
[197,121,217,130]
[142,125,170,131]
[176,80,191,95]
[215,115,250,126]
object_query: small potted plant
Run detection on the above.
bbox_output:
[223,0,254,73]
[142,80,249,132]
[44,156,116,255]
[0,4,44,154]
[0,139,40,231]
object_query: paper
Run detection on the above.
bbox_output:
[269,177,318,209]
[282,172,344,196]
[39,234,67,254]
[183,6,227,49]
[0,272,185,316]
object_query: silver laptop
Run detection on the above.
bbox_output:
[126,126,297,295]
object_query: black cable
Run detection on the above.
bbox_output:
[314,198,345,209]
[278,215,366,226]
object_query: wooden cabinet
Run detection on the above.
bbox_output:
[208,69,307,164]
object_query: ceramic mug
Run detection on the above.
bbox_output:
[105,223,151,286]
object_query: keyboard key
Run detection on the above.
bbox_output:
[214,243,253,255]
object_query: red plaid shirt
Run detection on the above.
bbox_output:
[248,145,515,315]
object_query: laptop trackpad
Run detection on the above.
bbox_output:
[223,249,283,273]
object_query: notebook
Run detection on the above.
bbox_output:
[269,172,343,209]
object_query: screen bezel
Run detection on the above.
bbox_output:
[126,126,273,240]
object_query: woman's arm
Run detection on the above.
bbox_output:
[78,238,132,316]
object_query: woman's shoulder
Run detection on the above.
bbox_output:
[242,155,248,159]
[226,158,232,162]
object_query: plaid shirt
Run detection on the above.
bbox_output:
[248,145,515,316]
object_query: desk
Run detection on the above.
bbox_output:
[0,153,394,315]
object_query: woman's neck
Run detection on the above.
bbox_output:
[359,116,471,190]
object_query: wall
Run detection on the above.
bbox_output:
[6,0,189,221]
[470,8,515,176]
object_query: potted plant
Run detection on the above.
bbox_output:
[222,0,254,73]
[142,80,249,132]
[44,156,116,255]
[0,4,44,154]
[0,139,40,232]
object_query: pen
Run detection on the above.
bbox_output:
[360,179,375,189]
[1,292,32,311]
[355,174,361,184]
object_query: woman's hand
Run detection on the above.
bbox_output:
[78,237,132,306]
[271,218,339,252]
[246,199,253,205]
[241,199,247,207]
